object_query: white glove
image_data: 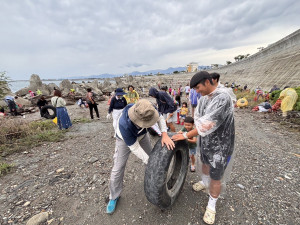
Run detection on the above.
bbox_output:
[106,113,112,120]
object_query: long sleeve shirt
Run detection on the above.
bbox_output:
[108,96,127,113]
[149,88,177,114]
[116,104,168,164]
[51,97,66,107]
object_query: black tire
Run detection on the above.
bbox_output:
[147,127,158,136]
[41,105,56,119]
[144,133,189,209]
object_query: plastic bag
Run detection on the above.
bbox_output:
[280,88,298,112]
[236,97,248,107]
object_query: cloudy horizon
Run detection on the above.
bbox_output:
[1,0,299,80]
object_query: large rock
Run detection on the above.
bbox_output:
[87,80,103,95]
[29,74,43,90]
[26,212,48,225]
[103,79,111,88]
[59,79,73,96]
[74,85,87,96]
[114,77,122,86]
[127,75,134,83]
[15,97,32,107]
[15,87,30,96]
[47,83,59,93]
[59,79,73,90]
[39,84,51,96]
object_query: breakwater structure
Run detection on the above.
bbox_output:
[207,29,300,91]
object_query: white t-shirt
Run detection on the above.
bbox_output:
[185,86,190,93]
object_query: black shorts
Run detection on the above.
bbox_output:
[191,104,197,108]
[201,153,231,180]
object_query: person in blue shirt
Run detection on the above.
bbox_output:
[189,88,201,118]
[149,87,177,132]
[106,88,127,132]
[107,99,175,214]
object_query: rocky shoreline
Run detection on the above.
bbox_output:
[1,73,194,108]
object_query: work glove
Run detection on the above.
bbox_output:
[106,113,112,120]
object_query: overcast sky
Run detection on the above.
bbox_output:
[1,0,299,80]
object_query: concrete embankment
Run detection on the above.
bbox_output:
[209,29,300,91]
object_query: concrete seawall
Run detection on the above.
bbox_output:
[209,29,300,91]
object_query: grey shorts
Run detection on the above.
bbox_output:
[201,153,231,180]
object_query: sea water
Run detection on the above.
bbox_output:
[8,79,110,93]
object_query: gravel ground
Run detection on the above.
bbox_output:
[0,100,299,225]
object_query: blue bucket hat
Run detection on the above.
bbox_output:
[115,88,126,96]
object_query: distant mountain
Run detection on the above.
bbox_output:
[129,67,187,76]
[68,65,210,79]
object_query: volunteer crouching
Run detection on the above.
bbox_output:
[107,99,175,214]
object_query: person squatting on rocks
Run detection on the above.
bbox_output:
[37,95,48,117]
[149,87,177,132]
[124,85,139,104]
[51,90,72,130]
[106,99,175,214]
[172,71,235,224]
[86,88,100,120]
[4,96,18,116]
[107,88,127,132]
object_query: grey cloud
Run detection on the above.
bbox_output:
[125,63,147,68]
[0,0,299,79]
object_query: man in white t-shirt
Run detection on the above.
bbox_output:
[185,84,190,99]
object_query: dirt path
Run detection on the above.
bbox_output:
[0,102,299,225]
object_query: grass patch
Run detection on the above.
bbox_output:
[0,161,14,176]
[0,118,66,158]
[234,90,265,108]
[72,118,92,124]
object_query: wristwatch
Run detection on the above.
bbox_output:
[182,132,188,139]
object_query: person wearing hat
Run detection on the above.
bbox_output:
[107,88,127,132]
[172,71,235,224]
[107,99,175,214]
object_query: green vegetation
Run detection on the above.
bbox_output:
[234,54,250,62]
[72,118,92,124]
[0,71,10,98]
[0,162,14,176]
[294,87,300,111]
[234,90,264,108]
[0,119,66,175]
[269,87,300,111]
[0,117,92,173]
[269,90,282,103]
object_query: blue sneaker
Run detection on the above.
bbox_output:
[106,197,119,214]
